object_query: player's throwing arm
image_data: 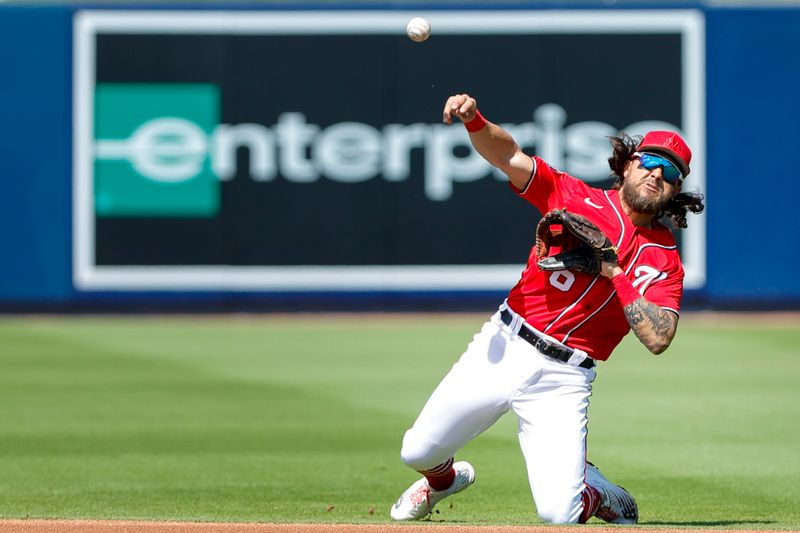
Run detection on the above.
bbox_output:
[443,94,534,190]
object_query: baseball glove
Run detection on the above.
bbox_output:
[535,209,618,274]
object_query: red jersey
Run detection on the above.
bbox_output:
[506,156,684,361]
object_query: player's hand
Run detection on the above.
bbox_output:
[600,261,624,279]
[443,94,477,125]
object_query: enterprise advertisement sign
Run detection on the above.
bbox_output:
[73,10,705,291]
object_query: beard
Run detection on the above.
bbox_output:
[620,179,672,215]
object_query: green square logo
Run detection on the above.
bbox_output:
[94,83,221,217]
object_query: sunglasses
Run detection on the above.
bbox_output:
[634,152,683,185]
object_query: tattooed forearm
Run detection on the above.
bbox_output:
[623,298,678,354]
[626,299,674,335]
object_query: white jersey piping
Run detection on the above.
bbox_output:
[603,190,626,248]
[563,291,616,344]
[518,156,538,195]
[562,241,680,343]
[624,242,677,274]
[545,190,625,337]
[543,275,600,334]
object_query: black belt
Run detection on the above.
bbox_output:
[500,309,595,369]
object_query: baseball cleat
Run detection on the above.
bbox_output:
[585,462,639,524]
[390,461,476,521]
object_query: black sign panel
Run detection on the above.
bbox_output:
[74,11,704,290]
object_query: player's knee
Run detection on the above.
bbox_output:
[399,428,449,470]
[536,501,581,525]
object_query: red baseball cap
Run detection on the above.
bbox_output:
[637,130,692,178]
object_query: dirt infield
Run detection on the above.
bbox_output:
[0,521,787,533]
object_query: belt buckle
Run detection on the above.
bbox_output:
[516,317,578,366]
[536,337,566,362]
[534,338,551,356]
[538,337,571,364]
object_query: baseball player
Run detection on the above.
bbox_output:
[390,94,704,524]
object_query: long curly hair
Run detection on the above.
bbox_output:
[607,133,705,229]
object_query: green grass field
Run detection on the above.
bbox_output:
[0,313,798,529]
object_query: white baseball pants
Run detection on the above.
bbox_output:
[400,304,596,524]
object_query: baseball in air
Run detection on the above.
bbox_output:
[406,17,431,42]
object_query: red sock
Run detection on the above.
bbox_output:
[419,457,455,491]
[579,484,601,523]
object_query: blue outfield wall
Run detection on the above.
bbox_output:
[704,8,800,304]
[0,5,798,309]
[0,7,73,304]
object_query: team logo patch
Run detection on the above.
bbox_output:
[631,265,667,294]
